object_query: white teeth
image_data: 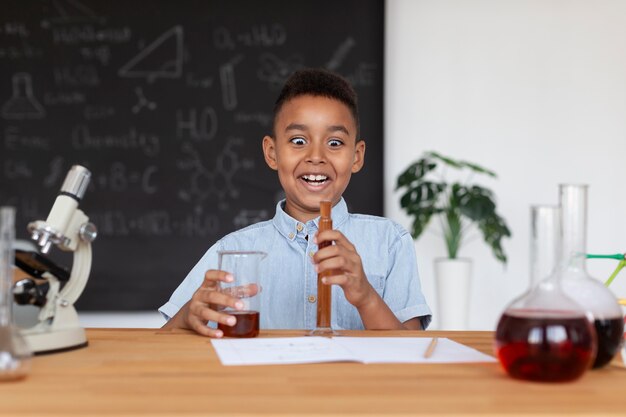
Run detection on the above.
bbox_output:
[302,174,328,182]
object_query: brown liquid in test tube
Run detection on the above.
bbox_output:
[316,200,333,330]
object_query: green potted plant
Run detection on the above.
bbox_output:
[396,151,511,329]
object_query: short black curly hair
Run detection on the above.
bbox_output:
[272,68,360,138]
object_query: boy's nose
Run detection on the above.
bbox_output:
[305,142,326,163]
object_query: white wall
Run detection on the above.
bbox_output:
[385,0,626,329]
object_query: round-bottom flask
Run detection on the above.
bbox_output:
[561,262,623,368]
[495,283,596,382]
[558,184,624,368]
[495,205,596,382]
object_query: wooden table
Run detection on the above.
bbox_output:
[1,329,625,416]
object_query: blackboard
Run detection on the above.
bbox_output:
[0,0,384,311]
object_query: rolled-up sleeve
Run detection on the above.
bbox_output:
[384,230,432,329]
[158,240,222,321]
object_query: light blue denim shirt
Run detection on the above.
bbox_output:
[159,198,432,330]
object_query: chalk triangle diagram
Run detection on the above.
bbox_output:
[42,0,102,27]
[52,0,98,19]
[119,26,183,82]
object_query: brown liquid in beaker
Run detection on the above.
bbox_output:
[218,311,259,338]
[495,310,595,382]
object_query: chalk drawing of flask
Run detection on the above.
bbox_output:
[1,73,46,119]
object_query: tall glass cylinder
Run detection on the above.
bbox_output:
[558,184,624,368]
[0,206,31,381]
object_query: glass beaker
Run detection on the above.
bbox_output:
[0,207,32,380]
[558,184,624,368]
[217,251,265,338]
[494,205,596,382]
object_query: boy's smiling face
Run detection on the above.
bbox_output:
[263,94,365,222]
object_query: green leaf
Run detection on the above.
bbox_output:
[399,181,445,210]
[396,158,438,189]
[457,186,496,222]
[427,151,464,169]
[460,161,497,177]
[408,206,443,239]
[477,213,512,263]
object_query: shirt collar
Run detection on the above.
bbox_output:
[272,198,350,241]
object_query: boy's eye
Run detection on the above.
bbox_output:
[328,139,343,147]
[290,137,306,145]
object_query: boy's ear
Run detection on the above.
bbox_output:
[351,140,366,173]
[262,135,278,171]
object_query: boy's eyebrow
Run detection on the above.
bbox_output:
[285,123,308,132]
[327,125,350,135]
[284,123,350,135]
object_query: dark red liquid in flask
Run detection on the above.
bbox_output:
[592,317,624,368]
[218,311,260,338]
[495,310,595,382]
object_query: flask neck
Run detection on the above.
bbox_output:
[559,184,588,271]
[529,205,561,288]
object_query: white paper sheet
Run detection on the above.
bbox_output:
[211,337,496,366]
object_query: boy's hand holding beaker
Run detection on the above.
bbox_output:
[182,270,249,338]
[166,251,264,338]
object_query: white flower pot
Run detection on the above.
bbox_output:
[434,258,472,330]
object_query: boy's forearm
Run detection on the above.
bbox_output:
[356,290,421,330]
[161,302,191,330]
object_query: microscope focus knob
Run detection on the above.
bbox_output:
[79,222,98,243]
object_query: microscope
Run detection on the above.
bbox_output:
[13,165,97,354]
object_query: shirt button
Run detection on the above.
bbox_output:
[308,251,314,258]
[288,233,294,239]
[308,295,317,303]
[296,223,304,232]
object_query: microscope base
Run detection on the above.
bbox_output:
[22,327,88,355]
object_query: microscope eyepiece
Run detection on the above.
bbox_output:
[27,164,93,253]
[60,165,91,201]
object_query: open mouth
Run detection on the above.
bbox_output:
[301,174,328,186]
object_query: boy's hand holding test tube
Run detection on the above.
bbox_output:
[313,201,422,331]
[313,211,372,311]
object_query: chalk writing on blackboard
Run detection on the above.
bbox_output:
[257,53,303,88]
[1,0,383,311]
[41,0,104,28]
[118,26,183,82]
[177,108,218,142]
[132,87,157,114]
[326,37,356,71]
[176,139,253,207]
[2,73,46,119]
[220,55,243,111]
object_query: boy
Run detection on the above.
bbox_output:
[160,69,431,337]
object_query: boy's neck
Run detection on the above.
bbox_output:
[284,204,319,223]
[283,199,338,223]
